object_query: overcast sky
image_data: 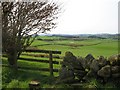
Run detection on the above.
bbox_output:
[48,0,119,34]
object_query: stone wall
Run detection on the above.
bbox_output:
[58,52,120,86]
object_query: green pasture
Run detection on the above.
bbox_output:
[31,36,119,58]
[2,57,60,88]
[2,36,119,88]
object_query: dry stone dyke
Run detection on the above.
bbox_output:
[58,52,120,86]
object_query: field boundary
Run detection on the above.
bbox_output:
[2,49,62,76]
[33,42,102,48]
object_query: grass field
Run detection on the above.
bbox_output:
[2,35,119,88]
[31,36,119,57]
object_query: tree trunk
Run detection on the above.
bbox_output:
[7,51,18,68]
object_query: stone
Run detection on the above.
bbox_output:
[63,52,77,64]
[77,57,87,69]
[111,66,120,78]
[67,69,75,80]
[97,65,111,78]
[111,66,120,74]
[85,54,95,69]
[65,51,74,57]
[74,69,87,74]
[29,80,40,90]
[85,54,95,61]
[74,69,87,80]
[90,59,100,72]
[98,56,107,67]
[83,70,95,81]
[72,60,85,70]
[61,61,74,70]
[108,54,120,66]
[63,52,76,70]
[112,73,120,78]
[59,65,75,83]
[63,52,84,70]
[59,65,68,80]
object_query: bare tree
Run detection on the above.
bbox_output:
[2,1,59,67]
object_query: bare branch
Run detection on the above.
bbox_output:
[2,1,60,55]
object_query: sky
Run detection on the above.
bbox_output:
[47,0,119,34]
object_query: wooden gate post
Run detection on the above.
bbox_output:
[49,51,53,76]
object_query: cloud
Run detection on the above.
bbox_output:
[49,0,119,34]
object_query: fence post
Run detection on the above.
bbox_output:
[49,51,53,76]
